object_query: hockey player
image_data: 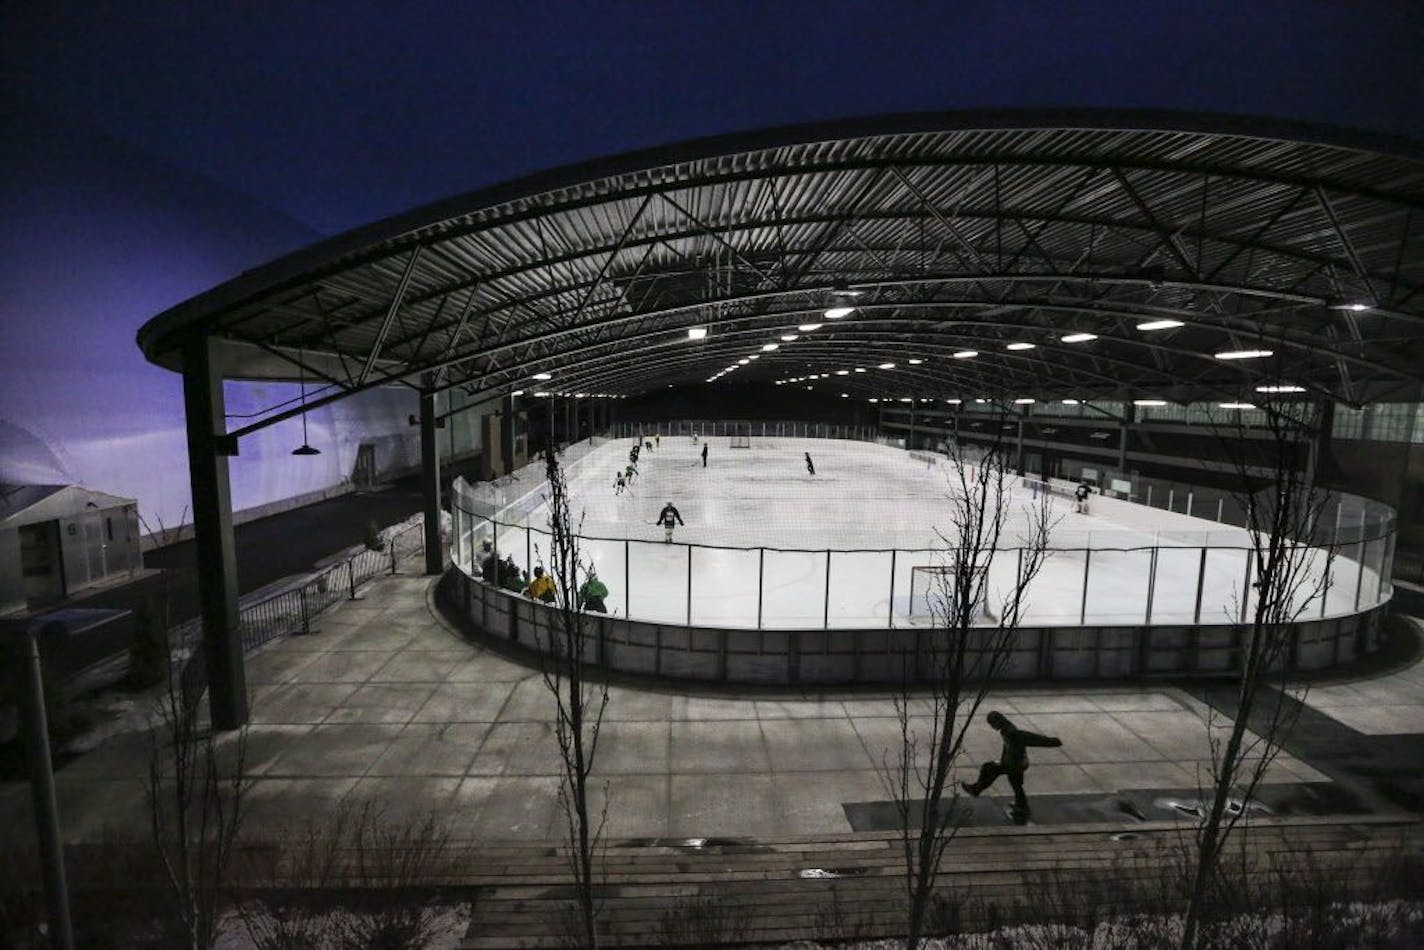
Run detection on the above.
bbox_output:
[691,433,699,445]
[804,452,816,476]
[655,434,660,448]
[614,471,627,495]
[655,501,684,543]
[625,462,638,482]
[701,442,709,467]
[645,439,653,452]
[1074,482,1092,514]
[524,566,556,604]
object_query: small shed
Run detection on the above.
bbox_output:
[0,484,142,615]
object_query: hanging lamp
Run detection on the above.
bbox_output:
[292,349,321,456]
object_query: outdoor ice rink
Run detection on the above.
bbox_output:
[471,437,1382,630]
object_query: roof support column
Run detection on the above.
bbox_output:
[501,395,516,475]
[1118,404,1135,473]
[181,335,247,731]
[419,378,443,576]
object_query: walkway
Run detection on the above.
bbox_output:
[6,571,1387,846]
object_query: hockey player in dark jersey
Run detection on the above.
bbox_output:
[655,501,684,542]
[614,471,627,495]
[805,452,816,476]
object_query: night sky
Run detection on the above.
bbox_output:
[6,1,1423,235]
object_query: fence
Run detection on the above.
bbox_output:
[448,436,1396,633]
[175,519,426,699]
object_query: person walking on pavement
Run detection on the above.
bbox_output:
[655,501,685,542]
[961,710,1062,821]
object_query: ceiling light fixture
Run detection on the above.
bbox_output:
[1133,399,1168,406]
[908,358,923,365]
[835,370,849,375]
[953,350,978,359]
[854,367,866,373]
[1006,342,1035,351]
[878,362,896,369]
[1255,384,1307,394]
[1326,297,1372,312]
[1014,398,1035,405]
[1061,398,1079,405]
[687,326,707,340]
[762,343,779,351]
[1215,349,1274,360]
[1136,319,1184,331]
[798,323,823,332]
[824,306,855,319]
[946,398,962,405]
[1061,333,1097,343]
[781,334,799,342]
[1219,402,1257,410]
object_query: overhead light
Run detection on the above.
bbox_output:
[1255,384,1306,394]
[975,398,987,404]
[1014,398,1035,405]
[781,334,799,342]
[532,372,553,380]
[840,393,848,398]
[798,323,823,332]
[953,350,978,359]
[1215,349,1274,360]
[869,398,879,403]
[1061,333,1097,343]
[854,367,866,373]
[835,370,849,375]
[832,283,864,297]
[1219,402,1257,410]
[762,343,779,352]
[1006,342,1035,351]
[1061,398,1079,405]
[574,393,587,398]
[747,354,759,360]
[825,307,855,319]
[510,390,525,396]
[687,327,708,340]
[920,398,932,403]
[946,398,962,405]
[534,390,550,397]
[878,362,896,369]
[737,359,749,365]
[1136,319,1184,331]
[1134,399,1167,406]
[899,397,913,403]
[1326,297,1372,312]
[908,358,923,365]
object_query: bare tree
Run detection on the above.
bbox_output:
[145,596,249,949]
[1179,394,1338,949]
[886,433,1057,949]
[534,442,610,948]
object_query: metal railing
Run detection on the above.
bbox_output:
[613,420,879,442]
[175,519,426,699]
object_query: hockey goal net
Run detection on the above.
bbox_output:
[729,434,752,448]
[907,562,997,622]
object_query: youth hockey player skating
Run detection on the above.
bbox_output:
[804,452,815,476]
[614,471,627,495]
[655,501,684,542]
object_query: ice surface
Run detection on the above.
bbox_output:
[460,437,1378,630]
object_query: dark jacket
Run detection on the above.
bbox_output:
[996,720,1062,772]
[656,503,685,527]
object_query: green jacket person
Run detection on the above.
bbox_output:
[579,572,609,613]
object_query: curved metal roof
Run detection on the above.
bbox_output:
[138,109,1424,435]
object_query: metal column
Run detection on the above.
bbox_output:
[420,382,443,575]
[501,395,515,475]
[181,334,248,730]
